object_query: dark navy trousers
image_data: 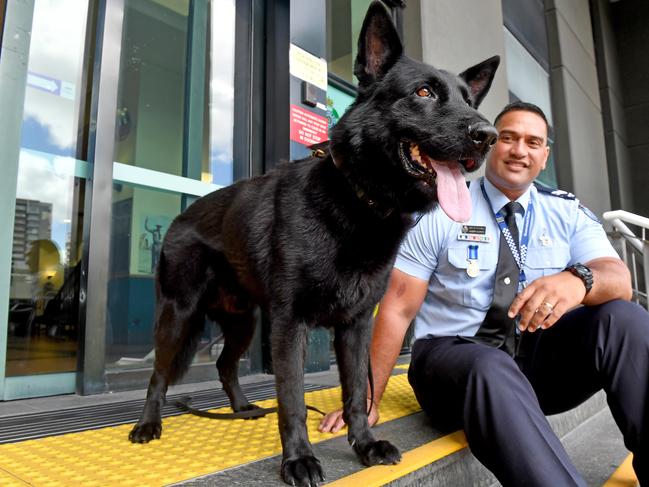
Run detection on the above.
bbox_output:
[408,300,649,487]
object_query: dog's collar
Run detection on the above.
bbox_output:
[315,145,395,219]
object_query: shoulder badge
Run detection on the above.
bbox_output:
[534,182,601,223]
[533,182,576,200]
[578,204,601,223]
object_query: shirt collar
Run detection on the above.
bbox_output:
[482,176,534,215]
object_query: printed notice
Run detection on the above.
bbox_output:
[289,44,328,91]
[290,104,329,146]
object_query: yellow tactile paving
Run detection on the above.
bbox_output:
[0,374,420,487]
[0,467,30,486]
[602,454,638,487]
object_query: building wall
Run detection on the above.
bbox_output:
[610,0,649,217]
[590,0,634,212]
[545,0,611,218]
[415,0,509,125]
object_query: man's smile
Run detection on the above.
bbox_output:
[503,159,529,169]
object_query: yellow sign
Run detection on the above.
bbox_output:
[289,43,328,91]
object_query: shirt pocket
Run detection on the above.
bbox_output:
[447,246,499,309]
[525,246,570,277]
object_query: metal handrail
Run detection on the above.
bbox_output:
[603,210,649,309]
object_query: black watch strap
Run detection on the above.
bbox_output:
[564,263,593,295]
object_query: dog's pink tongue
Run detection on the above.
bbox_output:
[427,158,472,222]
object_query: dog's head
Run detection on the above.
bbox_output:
[330,1,500,222]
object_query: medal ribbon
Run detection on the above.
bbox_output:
[480,178,534,289]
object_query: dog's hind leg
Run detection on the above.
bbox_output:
[334,314,401,466]
[214,307,259,412]
[129,296,206,443]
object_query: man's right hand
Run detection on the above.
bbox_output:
[317,399,380,433]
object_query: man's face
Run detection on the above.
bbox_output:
[485,110,550,195]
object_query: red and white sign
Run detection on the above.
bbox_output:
[290,104,328,146]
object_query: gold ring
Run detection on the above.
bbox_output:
[541,301,554,310]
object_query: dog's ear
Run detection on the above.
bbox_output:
[459,56,500,108]
[354,1,403,87]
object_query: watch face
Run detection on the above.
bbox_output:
[571,264,593,291]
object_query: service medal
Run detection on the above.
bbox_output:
[466,244,479,277]
[467,260,480,277]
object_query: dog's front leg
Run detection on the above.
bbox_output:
[271,318,325,486]
[334,315,401,466]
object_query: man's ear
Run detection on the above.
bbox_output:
[353,1,403,87]
[541,145,550,171]
[459,56,500,108]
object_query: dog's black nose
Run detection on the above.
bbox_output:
[469,123,498,151]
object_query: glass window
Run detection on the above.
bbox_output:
[502,0,549,71]
[504,28,557,188]
[326,0,373,85]
[5,0,90,377]
[105,184,225,371]
[113,0,236,186]
[104,0,240,375]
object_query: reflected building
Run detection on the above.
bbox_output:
[11,199,52,300]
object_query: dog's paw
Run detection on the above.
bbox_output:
[281,455,325,487]
[128,421,162,443]
[354,439,401,466]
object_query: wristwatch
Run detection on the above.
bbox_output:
[564,263,593,295]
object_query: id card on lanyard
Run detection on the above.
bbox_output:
[480,177,534,290]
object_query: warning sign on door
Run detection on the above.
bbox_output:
[290,104,328,146]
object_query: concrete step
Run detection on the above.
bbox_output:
[174,389,631,487]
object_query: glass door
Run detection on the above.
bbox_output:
[0,0,92,400]
[1,0,255,398]
[84,0,247,392]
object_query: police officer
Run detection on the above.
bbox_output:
[319,102,649,486]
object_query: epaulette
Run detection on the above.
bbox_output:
[533,182,600,223]
[533,181,576,200]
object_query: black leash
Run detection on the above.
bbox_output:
[367,355,375,417]
[173,396,327,420]
[174,357,375,421]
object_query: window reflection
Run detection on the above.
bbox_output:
[326,0,373,84]
[105,0,240,374]
[6,0,90,377]
[113,0,236,186]
[209,0,236,186]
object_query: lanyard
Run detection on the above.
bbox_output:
[480,178,534,289]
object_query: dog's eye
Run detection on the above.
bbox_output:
[416,86,435,98]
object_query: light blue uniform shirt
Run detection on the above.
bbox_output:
[395,177,620,341]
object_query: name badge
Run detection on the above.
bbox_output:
[461,225,486,235]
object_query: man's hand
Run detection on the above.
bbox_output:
[318,399,380,433]
[508,271,586,332]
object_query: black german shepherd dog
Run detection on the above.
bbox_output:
[129,2,499,485]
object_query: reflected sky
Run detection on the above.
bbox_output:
[17,0,238,249]
[209,0,235,186]
[16,0,90,263]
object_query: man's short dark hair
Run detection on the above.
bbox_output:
[494,101,550,139]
